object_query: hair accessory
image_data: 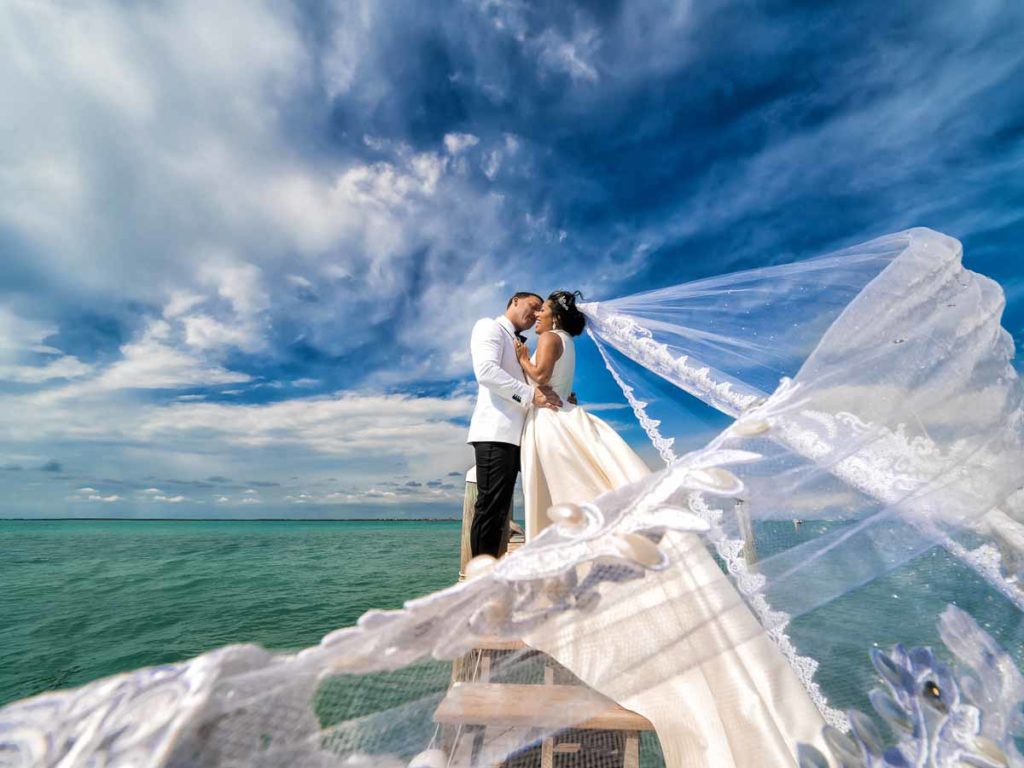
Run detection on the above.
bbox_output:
[557,294,570,310]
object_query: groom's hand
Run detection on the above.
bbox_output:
[533,385,562,410]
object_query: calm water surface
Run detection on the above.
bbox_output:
[3,519,1023,718]
[0,520,460,707]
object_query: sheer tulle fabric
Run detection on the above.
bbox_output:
[2,227,1022,768]
[583,228,1024,616]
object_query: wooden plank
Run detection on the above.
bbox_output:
[478,652,491,683]
[471,637,527,651]
[541,734,554,768]
[434,683,654,732]
[623,732,640,768]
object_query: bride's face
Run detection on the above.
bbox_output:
[534,301,555,334]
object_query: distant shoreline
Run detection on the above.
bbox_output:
[0,517,461,522]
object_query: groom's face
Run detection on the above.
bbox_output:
[508,296,543,332]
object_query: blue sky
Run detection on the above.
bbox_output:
[0,0,1022,519]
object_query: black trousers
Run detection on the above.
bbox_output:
[470,441,520,558]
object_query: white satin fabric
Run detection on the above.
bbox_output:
[522,404,652,539]
[524,530,830,766]
[520,331,829,766]
[522,330,651,539]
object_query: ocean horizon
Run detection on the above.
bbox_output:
[0,519,463,708]
[1,517,463,522]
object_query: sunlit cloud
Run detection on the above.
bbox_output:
[0,0,1021,517]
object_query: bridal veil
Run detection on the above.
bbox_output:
[2,228,1022,767]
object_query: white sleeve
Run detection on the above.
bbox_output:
[471,320,534,410]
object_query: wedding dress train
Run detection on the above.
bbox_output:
[519,329,827,766]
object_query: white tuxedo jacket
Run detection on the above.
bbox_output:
[467,316,534,445]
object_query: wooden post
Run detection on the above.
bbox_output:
[459,472,477,580]
[735,498,758,565]
[459,467,513,580]
[623,732,640,768]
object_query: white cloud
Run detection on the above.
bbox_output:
[481,151,502,180]
[86,494,120,503]
[580,402,630,412]
[0,306,58,355]
[476,3,604,84]
[182,315,260,353]
[0,355,94,384]
[200,261,269,317]
[286,274,314,290]
[535,28,600,82]
[0,0,311,300]
[444,132,480,155]
[89,320,251,391]
[0,305,94,383]
[0,382,476,513]
[0,0,572,398]
[163,291,206,319]
[322,0,376,100]
[136,393,473,459]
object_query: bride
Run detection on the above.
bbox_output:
[513,290,829,766]
[514,290,651,540]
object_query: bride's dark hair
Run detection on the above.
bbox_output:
[548,290,586,337]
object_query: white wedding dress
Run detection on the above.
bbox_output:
[520,330,828,766]
[521,330,652,539]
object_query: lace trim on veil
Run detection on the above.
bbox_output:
[759,384,1024,614]
[589,328,678,465]
[589,328,850,731]
[584,306,762,417]
[588,293,1024,735]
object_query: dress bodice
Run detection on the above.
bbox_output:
[531,330,575,401]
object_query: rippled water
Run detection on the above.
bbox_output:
[0,520,461,707]
[3,519,1023,719]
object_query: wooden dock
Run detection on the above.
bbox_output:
[434,476,654,767]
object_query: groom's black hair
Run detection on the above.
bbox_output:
[506,291,543,308]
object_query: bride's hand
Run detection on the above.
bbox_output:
[514,339,529,361]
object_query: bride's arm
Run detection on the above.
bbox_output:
[515,332,563,385]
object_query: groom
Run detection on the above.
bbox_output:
[467,292,562,558]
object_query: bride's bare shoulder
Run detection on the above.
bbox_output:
[537,330,565,354]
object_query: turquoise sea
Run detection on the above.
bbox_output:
[0,520,461,708]
[3,518,1024,723]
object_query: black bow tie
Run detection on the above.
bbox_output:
[515,332,526,344]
